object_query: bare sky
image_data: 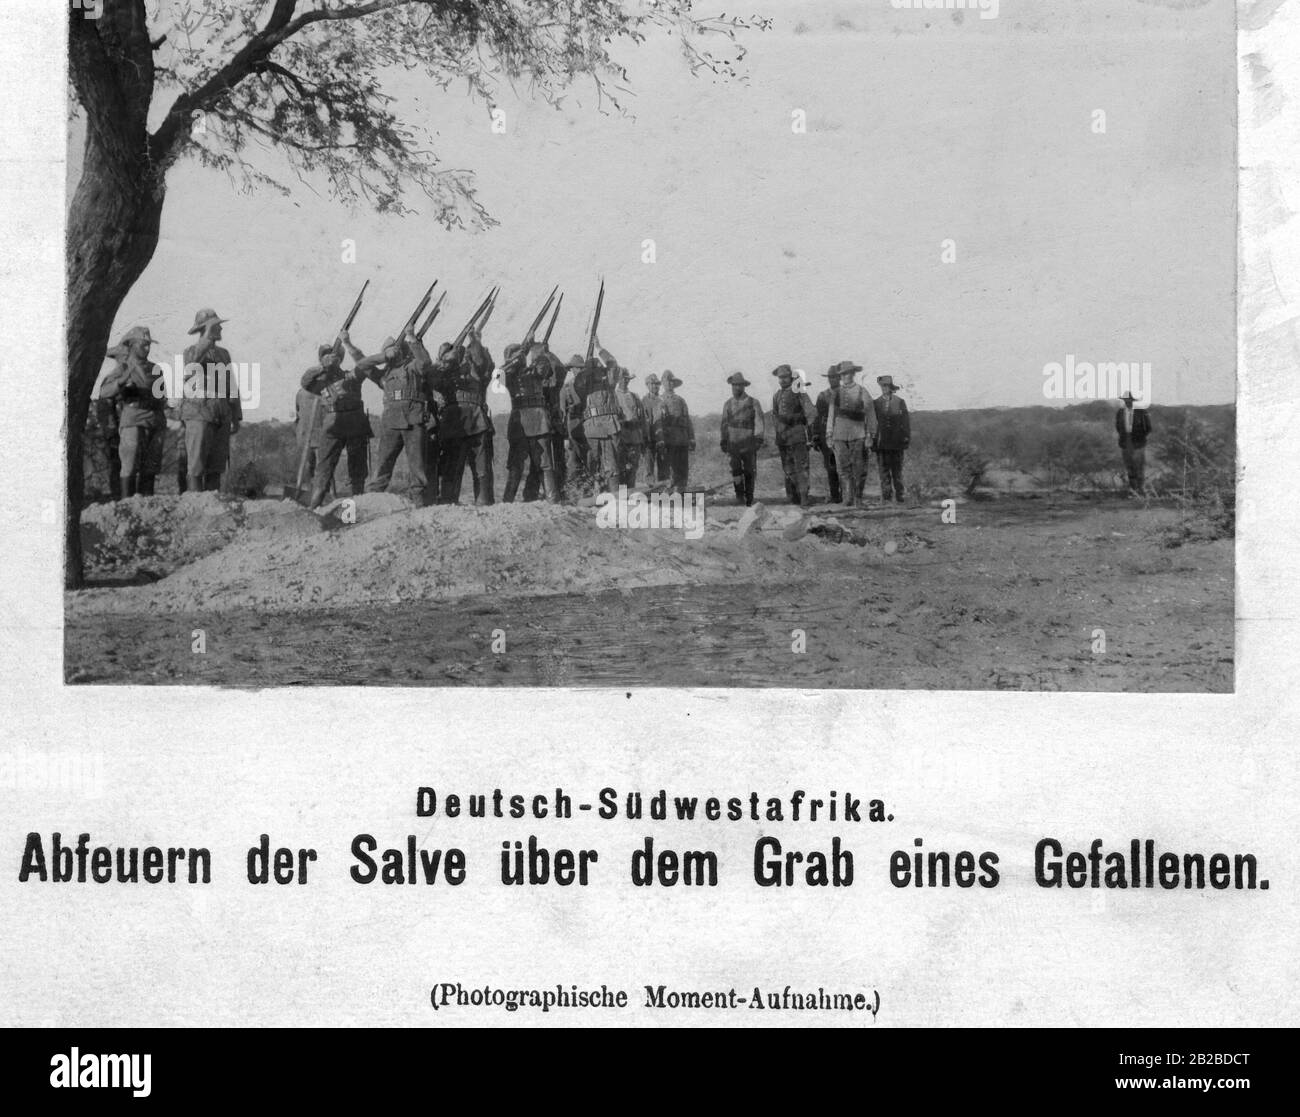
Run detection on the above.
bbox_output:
[80,0,1237,419]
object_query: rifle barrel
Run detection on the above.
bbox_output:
[585,279,605,363]
[542,292,564,346]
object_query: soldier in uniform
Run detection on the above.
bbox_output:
[813,364,843,505]
[826,360,872,508]
[720,372,765,507]
[358,329,438,506]
[501,341,561,503]
[770,364,817,507]
[614,367,645,487]
[95,345,126,500]
[658,372,695,493]
[432,328,495,505]
[872,374,911,503]
[99,326,167,497]
[180,308,242,492]
[642,373,666,483]
[559,356,589,490]
[301,329,371,509]
[580,345,624,494]
[1114,390,1151,496]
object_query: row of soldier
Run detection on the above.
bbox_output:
[95,303,912,509]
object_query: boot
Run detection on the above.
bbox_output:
[733,476,745,504]
[138,474,156,497]
[744,473,755,508]
[109,473,121,502]
[502,472,521,504]
[123,476,137,498]
[542,468,560,504]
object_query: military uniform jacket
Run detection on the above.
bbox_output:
[180,342,243,427]
[432,339,493,439]
[721,394,764,452]
[101,355,166,430]
[302,345,370,439]
[360,338,435,431]
[615,388,644,445]
[770,387,816,447]
[1114,407,1151,449]
[828,382,871,442]
[580,361,622,441]
[559,380,585,438]
[659,393,694,448]
[872,394,910,451]
[503,352,554,440]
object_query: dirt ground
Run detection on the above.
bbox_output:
[64,489,1233,691]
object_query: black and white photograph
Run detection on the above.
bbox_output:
[61,0,1236,690]
[1,0,1296,1072]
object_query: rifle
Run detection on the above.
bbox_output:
[340,279,368,337]
[452,287,497,349]
[477,286,501,333]
[521,286,559,348]
[416,290,448,340]
[541,291,563,347]
[399,279,438,338]
[584,278,605,365]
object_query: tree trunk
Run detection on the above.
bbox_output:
[65,133,164,588]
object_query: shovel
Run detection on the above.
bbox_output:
[285,396,321,504]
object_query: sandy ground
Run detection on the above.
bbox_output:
[64,490,1232,691]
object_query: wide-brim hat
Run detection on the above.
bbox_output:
[188,307,228,335]
[876,374,898,389]
[644,373,661,385]
[662,371,683,387]
[822,365,843,379]
[727,371,751,387]
[121,325,153,347]
[619,369,635,381]
[380,335,398,353]
[504,342,523,359]
[771,363,793,379]
[1120,391,1138,402]
[835,361,863,377]
[566,353,586,369]
[317,343,336,359]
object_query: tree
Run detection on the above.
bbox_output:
[65,0,765,586]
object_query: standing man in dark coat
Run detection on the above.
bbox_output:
[581,344,625,495]
[1115,390,1152,495]
[658,372,694,493]
[813,364,842,504]
[358,330,438,506]
[181,307,242,493]
[872,374,911,503]
[614,367,645,488]
[432,328,495,505]
[642,373,666,484]
[501,341,561,504]
[770,364,817,507]
[827,360,871,508]
[301,329,370,508]
[720,372,765,507]
[559,355,589,490]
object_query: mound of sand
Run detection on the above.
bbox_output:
[71,496,889,614]
[80,493,329,579]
